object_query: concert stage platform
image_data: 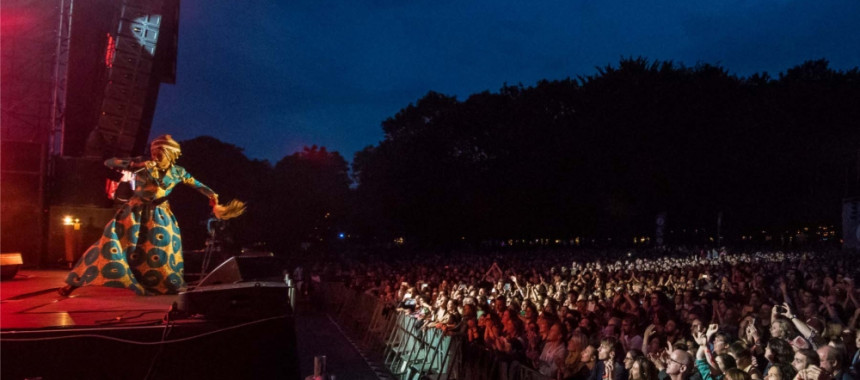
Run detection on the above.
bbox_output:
[1,269,300,379]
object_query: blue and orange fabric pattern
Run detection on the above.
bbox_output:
[65,158,216,295]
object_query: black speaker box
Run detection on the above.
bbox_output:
[196,255,284,287]
[177,256,290,320]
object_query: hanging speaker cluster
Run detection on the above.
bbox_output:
[85,0,165,158]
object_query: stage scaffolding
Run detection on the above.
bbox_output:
[1,0,74,266]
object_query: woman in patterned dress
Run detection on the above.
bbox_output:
[58,135,222,296]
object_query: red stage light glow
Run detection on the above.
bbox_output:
[0,10,34,36]
[104,33,115,68]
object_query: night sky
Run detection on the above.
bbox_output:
[150,0,860,163]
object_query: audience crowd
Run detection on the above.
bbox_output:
[318,247,860,380]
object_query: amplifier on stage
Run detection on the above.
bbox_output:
[177,256,291,320]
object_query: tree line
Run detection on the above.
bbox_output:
[171,58,860,252]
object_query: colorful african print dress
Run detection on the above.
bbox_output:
[65,158,216,295]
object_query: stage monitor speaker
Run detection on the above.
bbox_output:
[177,256,291,320]
[196,256,285,287]
[176,281,292,320]
[0,253,24,280]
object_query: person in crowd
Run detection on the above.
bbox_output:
[567,344,598,380]
[631,356,661,380]
[695,330,737,380]
[793,349,821,374]
[770,315,801,343]
[729,342,763,380]
[665,349,696,380]
[767,339,798,374]
[724,368,752,380]
[710,329,732,356]
[465,317,482,343]
[644,324,665,357]
[817,345,855,380]
[484,319,504,350]
[537,322,568,377]
[563,332,590,379]
[499,313,528,361]
[780,303,831,350]
[623,317,646,352]
[765,363,797,380]
[435,299,462,332]
[589,337,629,380]
[625,350,646,371]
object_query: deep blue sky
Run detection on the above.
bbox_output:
[151,0,860,164]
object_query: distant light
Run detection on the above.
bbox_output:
[338,233,345,239]
[63,216,74,225]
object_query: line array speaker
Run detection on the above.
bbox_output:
[85,0,165,157]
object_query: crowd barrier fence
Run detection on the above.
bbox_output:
[317,282,552,380]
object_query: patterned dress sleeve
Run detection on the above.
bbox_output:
[176,166,218,199]
[104,157,144,170]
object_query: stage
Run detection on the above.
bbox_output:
[1,269,300,379]
[1,269,177,329]
[0,268,390,379]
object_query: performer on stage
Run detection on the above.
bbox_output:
[58,134,245,296]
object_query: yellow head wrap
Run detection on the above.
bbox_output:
[150,134,181,164]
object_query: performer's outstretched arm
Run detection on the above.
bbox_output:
[176,166,218,202]
[104,157,147,170]
[176,167,245,220]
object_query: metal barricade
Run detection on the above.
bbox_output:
[316,283,553,380]
[362,300,391,351]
